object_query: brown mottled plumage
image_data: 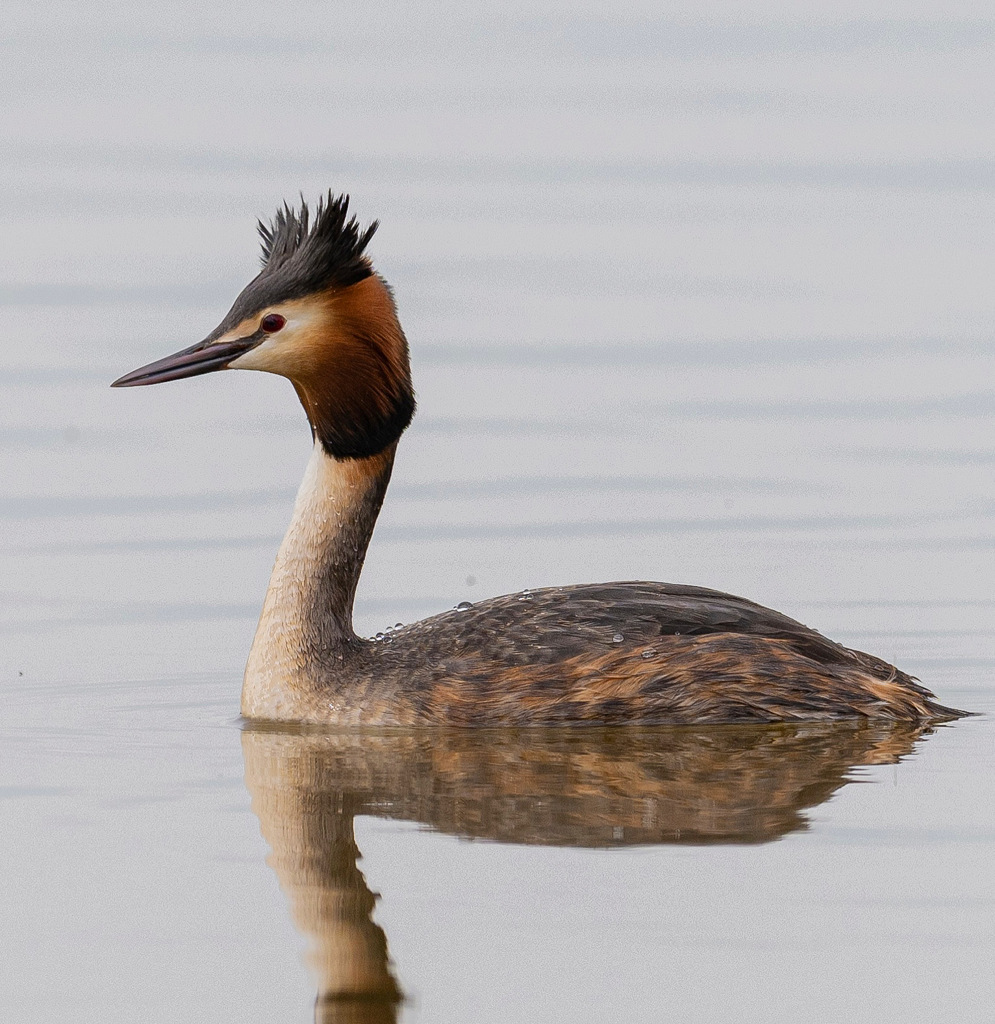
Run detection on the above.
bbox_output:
[113,193,966,727]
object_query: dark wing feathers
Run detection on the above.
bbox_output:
[383,581,854,675]
[349,581,962,724]
[478,582,847,662]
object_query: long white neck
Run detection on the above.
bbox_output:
[241,441,394,720]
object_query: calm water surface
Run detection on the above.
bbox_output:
[1,3,994,1021]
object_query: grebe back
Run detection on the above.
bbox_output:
[112,194,964,726]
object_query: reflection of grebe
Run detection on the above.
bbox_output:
[241,721,936,1019]
[114,194,964,726]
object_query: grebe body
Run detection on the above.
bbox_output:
[113,194,963,726]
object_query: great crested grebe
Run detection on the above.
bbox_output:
[113,193,963,726]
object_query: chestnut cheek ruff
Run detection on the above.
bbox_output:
[295,325,415,460]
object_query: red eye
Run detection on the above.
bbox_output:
[261,313,286,333]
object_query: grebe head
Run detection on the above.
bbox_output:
[111,193,415,460]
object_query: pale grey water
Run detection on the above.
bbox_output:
[1,3,994,1021]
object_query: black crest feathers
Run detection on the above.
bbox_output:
[207,193,381,336]
[257,192,379,292]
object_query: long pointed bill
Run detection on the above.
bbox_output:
[111,333,263,388]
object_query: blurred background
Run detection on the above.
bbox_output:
[1,2,993,1022]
